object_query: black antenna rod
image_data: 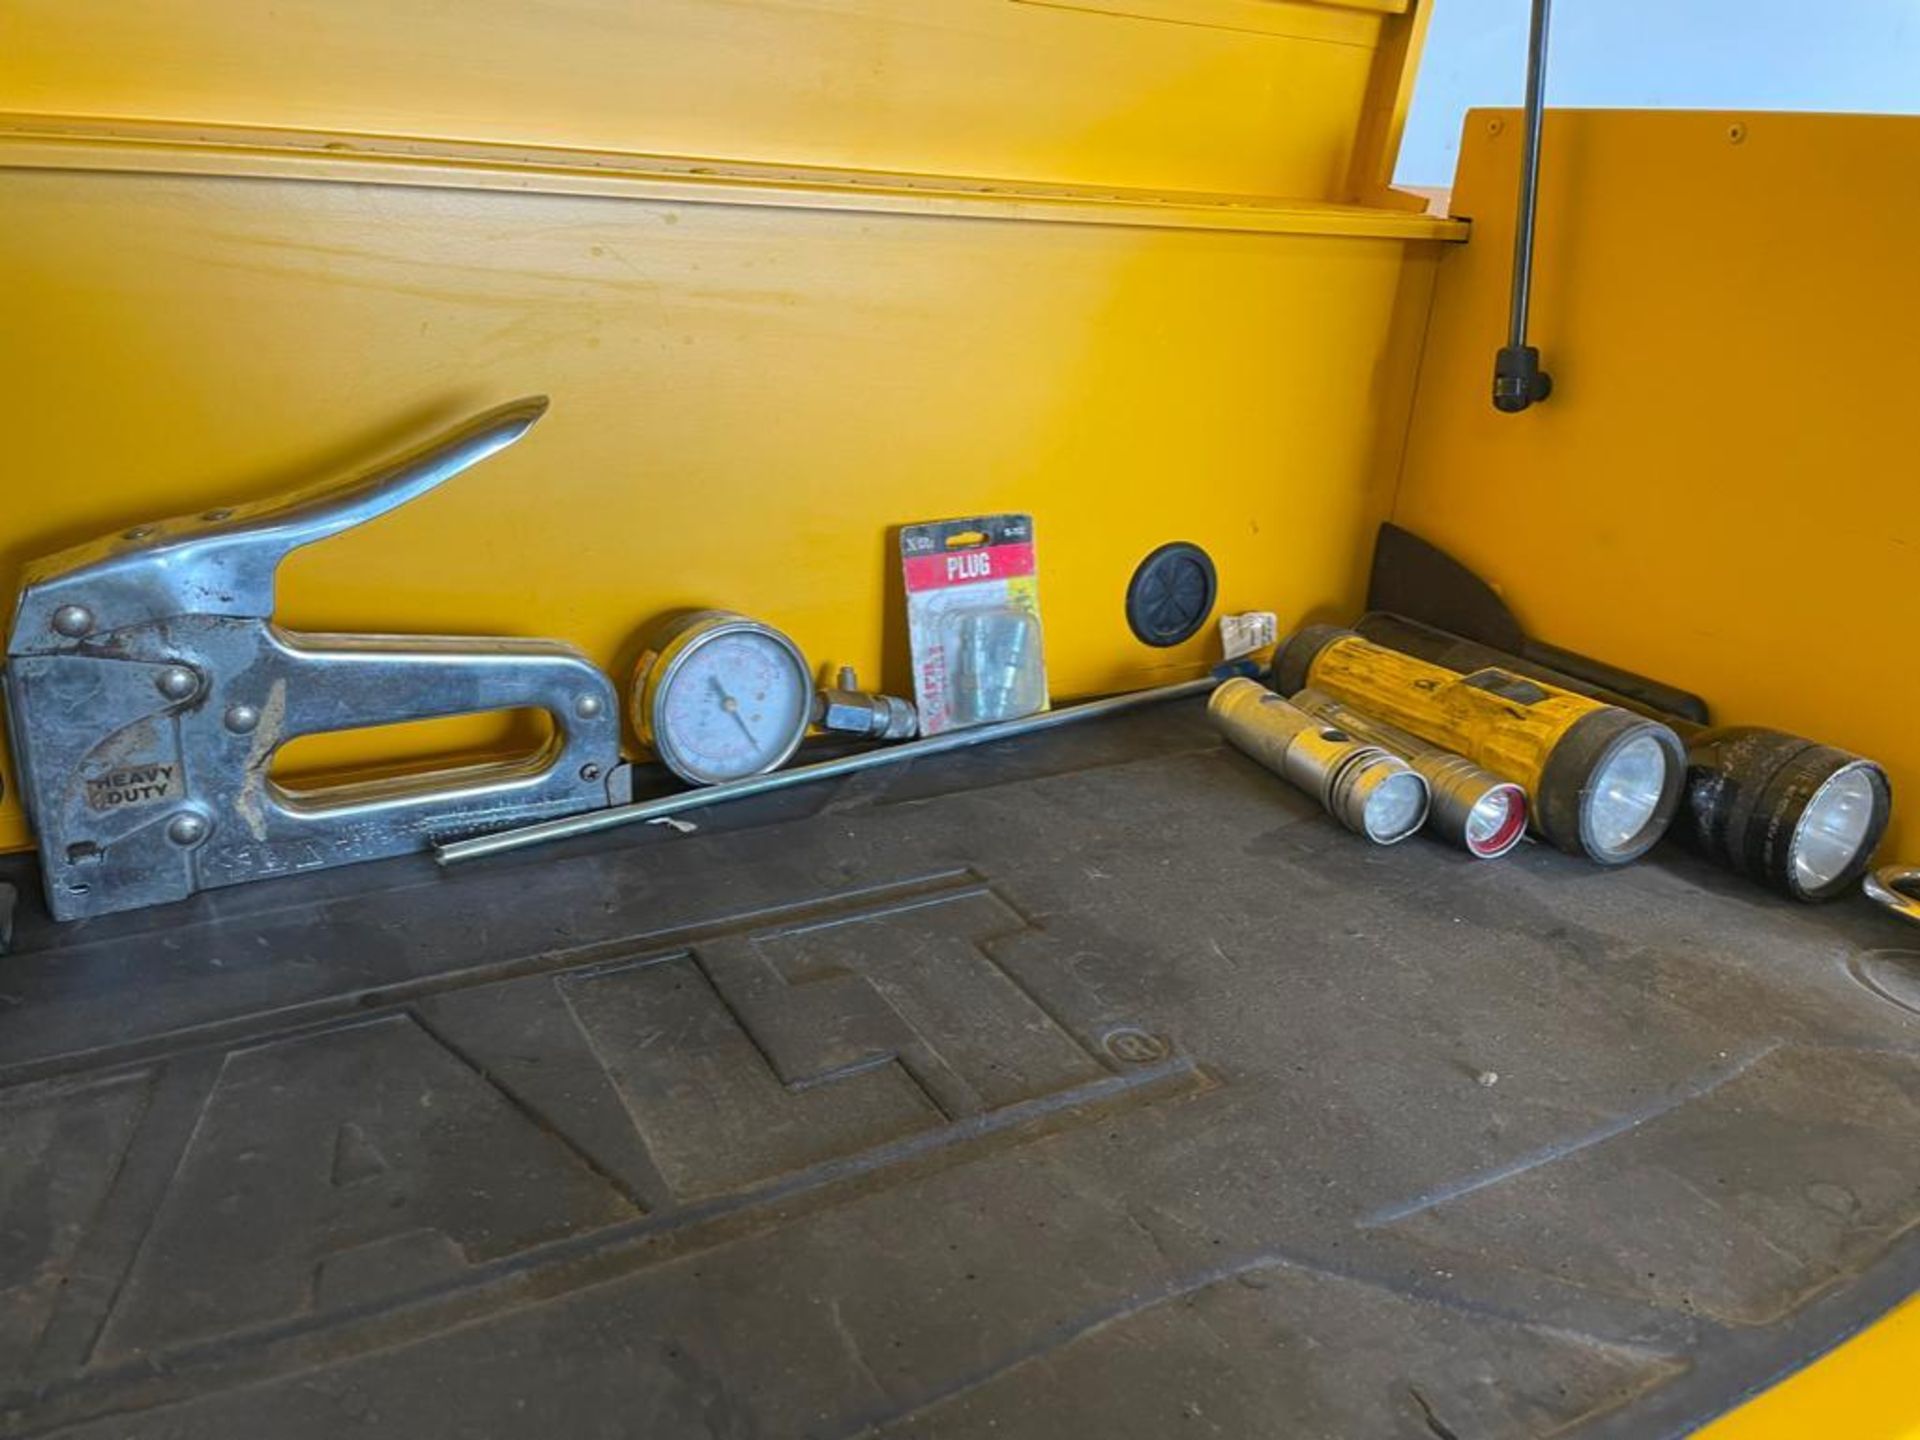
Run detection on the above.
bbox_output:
[1493,0,1554,413]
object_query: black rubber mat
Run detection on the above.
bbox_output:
[2,699,1917,1438]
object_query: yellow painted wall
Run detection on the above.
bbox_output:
[0,0,1398,200]
[0,0,1449,850]
[1393,109,1920,858]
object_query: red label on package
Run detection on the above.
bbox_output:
[903,542,1036,593]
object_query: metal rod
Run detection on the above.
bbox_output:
[1491,0,1554,412]
[435,675,1223,865]
[1509,0,1550,350]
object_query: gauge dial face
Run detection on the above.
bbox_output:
[652,623,811,785]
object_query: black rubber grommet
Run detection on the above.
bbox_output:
[1126,542,1217,648]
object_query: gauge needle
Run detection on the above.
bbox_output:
[709,676,759,746]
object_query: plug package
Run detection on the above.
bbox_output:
[900,515,1048,735]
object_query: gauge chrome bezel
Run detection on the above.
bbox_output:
[633,610,812,786]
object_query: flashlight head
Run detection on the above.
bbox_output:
[1681,729,1891,901]
[1341,754,1430,845]
[1537,711,1686,865]
[1460,780,1530,859]
[1410,750,1530,859]
[1283,722,1431,844]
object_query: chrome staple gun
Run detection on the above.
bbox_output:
[3,398,629,920]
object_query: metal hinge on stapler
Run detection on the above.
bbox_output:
[2,397,630,921]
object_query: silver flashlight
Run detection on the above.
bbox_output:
[1209,678,1429,844]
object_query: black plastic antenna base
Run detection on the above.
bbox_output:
[1493,344,1554,412]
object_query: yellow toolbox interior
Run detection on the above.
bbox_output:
[2,2,1915,1434]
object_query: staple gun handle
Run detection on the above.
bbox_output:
[12,398,550,642]
[223,396,549,574]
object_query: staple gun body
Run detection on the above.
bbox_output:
[3,398,629,920]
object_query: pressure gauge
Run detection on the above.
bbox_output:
[631,610,813,786]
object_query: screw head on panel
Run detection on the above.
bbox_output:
[51,605,94,638]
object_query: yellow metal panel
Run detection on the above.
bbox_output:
[0,116,1468,242]
[1393,109,1920,859]
[1009,0,1398,38]
[1700,1296,1920,1440]
[1344,0,1436,209]
[0,0,1396,200]
[0,150,1441,850]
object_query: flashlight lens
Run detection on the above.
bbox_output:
[1364,771,1428,844]
[1463,784,1528,858]
[1791,763,1881,897]
[1586,734,1669,857]
[1464,795,1507,846]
